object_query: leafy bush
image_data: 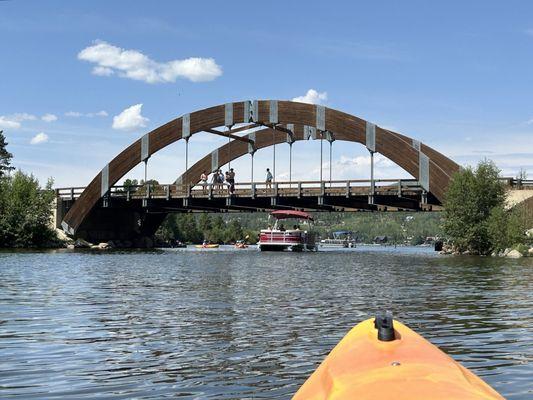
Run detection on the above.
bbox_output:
[443,160,525,254]
[0,171,58,247]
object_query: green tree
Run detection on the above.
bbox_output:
[122,178,139,192]
[198,213,212,233]
[0,131,14,178]
[443,160,523,254]
[486,207,525,252]
[178,213,202,243]
[224,219,243,243]
[0,171,58,247]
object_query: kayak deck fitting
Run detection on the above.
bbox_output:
[293,313,504,400]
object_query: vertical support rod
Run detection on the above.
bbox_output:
[228,132,231,170]
[289,143,292,188]
[320,135,323,182]
[144,159,148,183]
[329,141,332,187]
[273,130,276,182]
[185,138,189,184]
[251,153,254,186]
[370,150,375,201]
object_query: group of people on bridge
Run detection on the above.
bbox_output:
[198,168,274,194]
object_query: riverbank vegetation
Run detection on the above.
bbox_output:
[155,211,443,245]
[443,160,528,255]
[157,213,256,244]
[0,131,58,248]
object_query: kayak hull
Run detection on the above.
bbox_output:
[293,318,503,400]
[194,244,219,249]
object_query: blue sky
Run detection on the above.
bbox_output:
[1,0,532,187]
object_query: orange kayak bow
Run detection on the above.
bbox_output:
[293,313,504,400]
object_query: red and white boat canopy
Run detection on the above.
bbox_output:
[270,210,314,221]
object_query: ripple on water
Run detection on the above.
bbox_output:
[0,247,531,399]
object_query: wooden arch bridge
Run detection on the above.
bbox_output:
[57,100,463,243]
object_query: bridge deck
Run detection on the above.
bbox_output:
[57,179,424,199]
[55,178,531,215]
[56,179,442,214]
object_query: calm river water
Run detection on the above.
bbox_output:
[0,246,531,399]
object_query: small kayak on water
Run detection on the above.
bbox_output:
[194,244,219,249]
[293,313,503,400]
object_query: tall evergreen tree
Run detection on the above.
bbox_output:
[0,131,14,178]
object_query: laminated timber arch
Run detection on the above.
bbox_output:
[174,124,458,192]
[62,100,460,236]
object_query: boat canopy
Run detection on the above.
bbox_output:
[270,210,314,221]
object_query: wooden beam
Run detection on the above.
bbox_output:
[205,128,255,144]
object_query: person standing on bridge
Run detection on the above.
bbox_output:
[218,170,225,191]
[266,168,273,189]
[227,168,235,194]
[200,171,208,194]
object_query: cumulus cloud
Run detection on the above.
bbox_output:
[30,132,49,145]
[11,113,37,122]
[86,110,108,117]
[92,66,114,76]
[42,113,58,122]
[112,104,149,131]
[292,89,328,105]
[0,113,39,129]
[78,40,223,83]
[65,110,108,118]
[0,116,21,129]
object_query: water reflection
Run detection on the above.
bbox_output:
[0,247,531,399]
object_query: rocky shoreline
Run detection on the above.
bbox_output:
[439,244,533,258]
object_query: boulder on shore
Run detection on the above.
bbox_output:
[529,247,533,256]
[506,249,523,258]
[74,238,92,248]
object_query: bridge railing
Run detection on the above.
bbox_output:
[55,187,86,200]
[500,178,533,188]
[55,179,425,200]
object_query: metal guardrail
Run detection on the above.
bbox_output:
[55,179,424,200]
[499,177,533,188]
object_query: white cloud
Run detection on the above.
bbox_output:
[30,132,49,145]
[292,89,328,105]
[92,66,114,76]
[78,40,223,83]
[0,116,21,129]
[65,110,108,118]
[86,110,108,117]
[0,113,40,129]
[112,104,149,131]
[42,113,58,122]
[11,113,37,122]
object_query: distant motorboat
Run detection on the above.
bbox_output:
[320,231,357,248]
[258,210,317,252]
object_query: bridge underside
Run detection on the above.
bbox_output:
[58,184,441,245]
